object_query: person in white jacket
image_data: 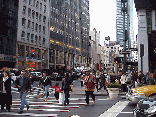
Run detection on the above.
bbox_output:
[120,73,127,92]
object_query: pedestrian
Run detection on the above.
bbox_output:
[120,73,127,92]
[51,83,61,100]
[83,70,96,105]
[95,71,100,92]
[98,72,107,91]
[138,71,144,84]
[61,72,72,106]
[145,71,149,85]
[80,72,84,87]
[106,73,111,83]
[0,71,12,112]
[38,72,52,101]
[15,69,31,114]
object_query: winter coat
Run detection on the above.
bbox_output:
[83,74,96,91]
[38,76,52,86]
[15,75,31,92]
[0,76,12,105]
[61,77,72,91]
[51,86,61,92]
[120,75,126,84]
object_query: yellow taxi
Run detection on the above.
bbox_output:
[126,85,156,103]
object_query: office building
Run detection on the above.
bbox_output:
[16,0,50,70]
[49,0,90,72]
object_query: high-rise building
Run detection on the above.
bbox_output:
[16,0,50,70]
[49,0,90,72]
[116,0,134,48]
[0,0,18,68]
[134,0,156,73]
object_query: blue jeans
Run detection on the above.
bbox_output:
[19,91,29,111]
[43,85,49,98]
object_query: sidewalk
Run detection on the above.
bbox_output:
[70,86,126,96]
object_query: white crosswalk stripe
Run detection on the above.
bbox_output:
[0,86,87,116]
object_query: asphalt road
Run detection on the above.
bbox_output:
[0,79,136,117]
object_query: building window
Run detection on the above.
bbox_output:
[31,34,34,43]
[32,10,35,19]
[39,36,41,44]
[36,12,38,20]
[27,33,30,42]
[28,8,31,17]
[43,26,45,34]
[44,5,46,13]
[22,18,26,26]
[27,20,31,29]
[43,16,46,23]
[35,35,38,44]
[35,23,38,32]
[40,3,42,11]
[28,0,32,5]
[33,0,36,7]
[36,1,39,9]
[39,14,42,21]
[32,22,34,30]
[23,0,27,3]
[23,6,26,15]
[21,31,25,40]
[43,38,45,45]
[39,25,41,32]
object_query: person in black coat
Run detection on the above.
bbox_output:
[0,71,12,112]
[38,72,52,101]
[61,72,72,106]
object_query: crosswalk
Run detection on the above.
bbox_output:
[0,86,132,117]
[0,86,88,116]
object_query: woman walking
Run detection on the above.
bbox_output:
[0,71,12,112]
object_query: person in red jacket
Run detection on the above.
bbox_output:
[83,70,96,105]
[51,83,61,100]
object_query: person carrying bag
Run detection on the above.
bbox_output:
[61,72,72,106]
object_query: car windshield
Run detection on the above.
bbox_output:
[37,73,41,76]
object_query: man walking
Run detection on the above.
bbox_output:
[15,69,31,114]
[38,72,52,101]
[83,70,96,105]
[61,72,72,106]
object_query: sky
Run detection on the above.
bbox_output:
[89,0,138,46]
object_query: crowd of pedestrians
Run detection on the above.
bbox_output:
[1,67,156,113]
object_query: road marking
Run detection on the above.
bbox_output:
[0,112,58,116]
[120,112,133,113]
[11,107,69,112]
[99,101,129,117]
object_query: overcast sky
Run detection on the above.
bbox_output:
[89,0,138,46]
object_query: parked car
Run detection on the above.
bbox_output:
[50,73,63,81]
[133,98,156,117]
[30,72,42,83]
[126,85,156,103]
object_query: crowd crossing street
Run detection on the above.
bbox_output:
[0,80,136,117]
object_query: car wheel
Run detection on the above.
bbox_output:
[149,94,156,98]
[133,109,139,117]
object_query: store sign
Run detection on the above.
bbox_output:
[0,54,4,61]
[4,55,16,62]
